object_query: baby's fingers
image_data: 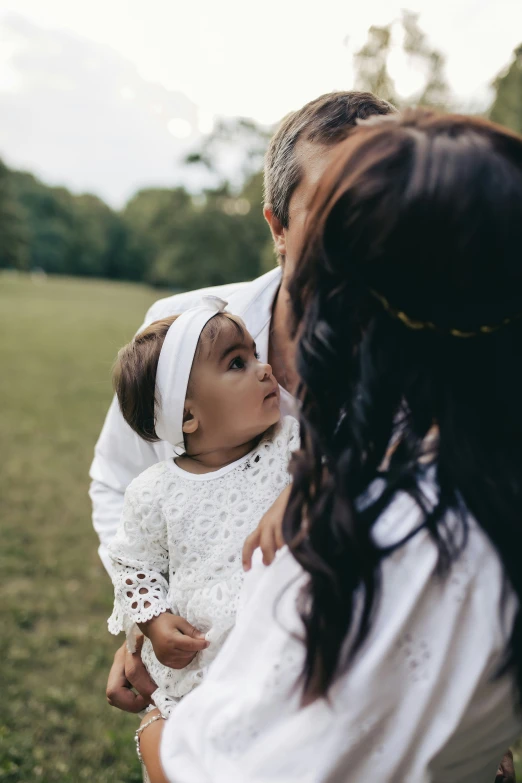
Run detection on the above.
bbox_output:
[242,527,261,571]
[172,633,209,652]
[171,618,209,652]
[260,526,277,566]
[274,520,285,551]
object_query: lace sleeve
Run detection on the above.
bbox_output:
[107,472,171,635]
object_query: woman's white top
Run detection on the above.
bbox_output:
[108,416,299,716]
[160,474,522,782]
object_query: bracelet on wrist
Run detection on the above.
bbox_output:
[134,713,166,764]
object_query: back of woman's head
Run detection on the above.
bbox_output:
[286,109,522,699]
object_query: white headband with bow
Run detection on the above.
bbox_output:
[154,295,228,448]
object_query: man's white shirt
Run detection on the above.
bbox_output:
[89,268,290,573]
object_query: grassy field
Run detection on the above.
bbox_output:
[0,273,159,782]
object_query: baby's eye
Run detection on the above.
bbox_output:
[229,356,246,370]
[254,351,260,360]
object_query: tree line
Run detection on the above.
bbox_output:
[2,16,522,292]
[0,155,272,291]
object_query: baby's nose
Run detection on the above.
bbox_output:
[258,362,272,380]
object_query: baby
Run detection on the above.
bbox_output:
[107,296,298,717]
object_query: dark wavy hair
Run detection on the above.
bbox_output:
[284,109,522,700]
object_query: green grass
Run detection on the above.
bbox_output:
[0,273,159,782]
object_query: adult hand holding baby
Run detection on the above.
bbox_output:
[105,617,207,714]
[106,635,156,713]
[242,484,291,570]
[139,612,209,669]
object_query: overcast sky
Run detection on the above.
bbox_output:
[0,0,521,207]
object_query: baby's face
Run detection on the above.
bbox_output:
[185,316,281,450]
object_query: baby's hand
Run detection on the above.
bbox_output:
[138,613,209,669]
[242,484,291,571]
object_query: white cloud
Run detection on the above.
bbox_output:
[0,14,206,206]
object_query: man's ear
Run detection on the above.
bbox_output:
[182,403,199,435]
[264,205,286,258]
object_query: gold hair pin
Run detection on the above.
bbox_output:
[370,290,522,338]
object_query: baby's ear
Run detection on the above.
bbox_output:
[182,404,199,435]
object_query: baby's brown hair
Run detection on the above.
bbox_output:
[113,316,179,442]
[113,312,245,442]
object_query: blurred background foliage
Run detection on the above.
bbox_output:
[1,13,521,293]
[0,120,273,291]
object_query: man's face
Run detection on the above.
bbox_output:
[268,139,345,282]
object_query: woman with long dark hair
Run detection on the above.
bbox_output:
[140,110,522,782]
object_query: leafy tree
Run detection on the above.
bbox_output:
[1,114,274,288]
[123,188,195,287]
[184,118,271,187]
[145,180,267,290]
[353,12,451,110]
[239,170,276,274]
[10,170,146,280]
[124,145,273,291]
[490,44,522,135]
[0,160,28,270]
[74,194,147,281]
[401,11,451,109]
[123,188,193,255]
[11,172,77,275]
[353,24,397,105]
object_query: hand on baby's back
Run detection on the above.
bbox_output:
[139,612,209,670]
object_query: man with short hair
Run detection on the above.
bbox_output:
[91,90,395,577]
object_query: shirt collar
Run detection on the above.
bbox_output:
[225,267,282,347]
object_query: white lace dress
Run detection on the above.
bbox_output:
[107,415,299,716]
